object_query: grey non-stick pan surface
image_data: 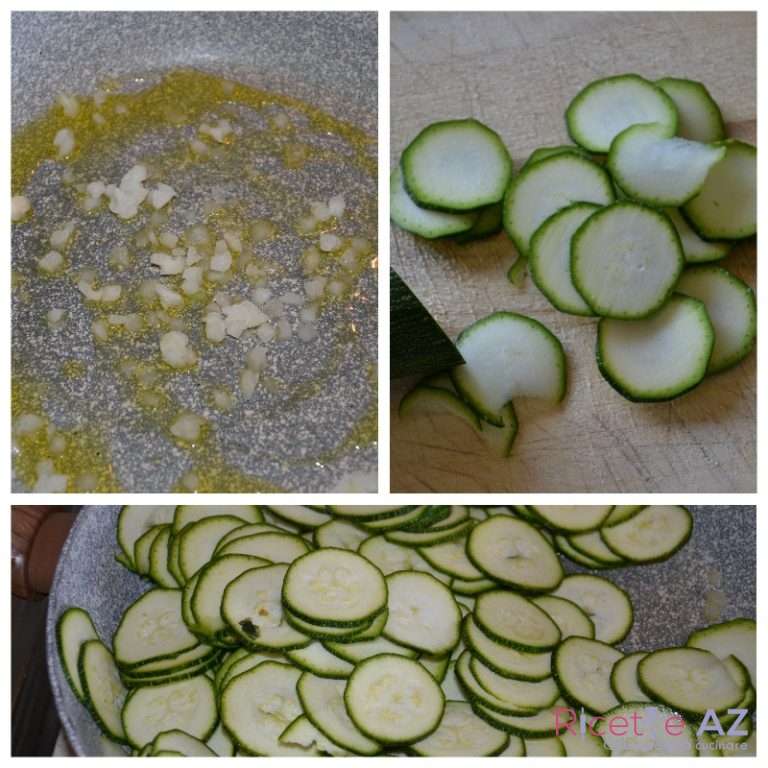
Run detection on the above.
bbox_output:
[11,12,378,494]
[47,505,755,755]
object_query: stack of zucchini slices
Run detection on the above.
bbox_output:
[56,504,756,757]
[393,73,755,453]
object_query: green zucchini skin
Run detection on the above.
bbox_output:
[390,268,463,379]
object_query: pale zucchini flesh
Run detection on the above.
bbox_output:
[451,311,567,426]
[676,264,756,374]
[467,514,564,592]
[571,201,684,319]
[655,76,726,143]
[596,293,714,402]
[401,118,513,211]
[503,151,614,257]
[565,73,678,154]
[529,202,601,316]
[390,166,477,239]
[607,121,726,206]
[637,647,745,718]
[599,504,693,563]
[344,654,445,744]
[682,139,756,241]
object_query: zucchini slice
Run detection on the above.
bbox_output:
[599,504,693,563]
[571,201,684,320]
[676,264,756,374]
[602,701,697,756]
[596,293,714,402]
[222,563,311,650]
[552,636,624,713]
[565,73,678,154]
[390,166,477,239]
[467,514,563,592]
[655,76,726,142]
[682,139,756,241]
[78,639,128,743]
[410,700,510,756]
[637,647,745,719]
[503,150,614,257]
[686,618,756,687]
[344,654,445,744]
[552,573,634,645]
[220,660,307,756]
[529,202,601,316]
[607,121,726,206]
[56,606,100,704]
[473,589,562,653]
[401,118,513,211]
[112,588,200,669]
[451,311,567,426]
[382,570,462,654]
[282,547,388,628]
[297,673,381,755]
[122,674,217,749]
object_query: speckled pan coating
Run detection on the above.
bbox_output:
[47,505,755,755]
[12,12,378,493]
[11,11,377,135]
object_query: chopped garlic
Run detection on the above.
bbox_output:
[158,231,179,249]
[204,312,227,343]
[244,346,267,372]
[251,220,275,242]
[256,324,276,342]
[181,265,203,295]
[56,93,80,117]
[210,239,233,272]
[13,413,46,438]
[328,194,345,217]
[148,183,177,210]
[239,368,260,399]
[105,164,148,219]
[108,245,132,269]
[222,300,269,338]
[38,250,65,274]
[185,246,202,266]
[155,283,184,310]
[12,195,32,222]
[54,127,75,158]
[189,137,209,155]
[304,276,327,300]
[298,323,318,341]
[86,181,106,198]
[90,318,109,341]
[223,230,243,253]
[150,252,185,275]
[32,460,68,493]
[159,330,197,368]
[212,388,236,411]
[77,278,122,303]
[107,314,143,333]
[169,412,207,443]
[46,308,68,331]
[199,118,233,143]
[49,220,77,249]
[319,232,343,252]
[311,201,331,221]
[253,287,272,305]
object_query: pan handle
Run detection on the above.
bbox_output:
[11,506,76,600]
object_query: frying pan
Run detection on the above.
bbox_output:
[45,505,756,755]
[11,11,378,493]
